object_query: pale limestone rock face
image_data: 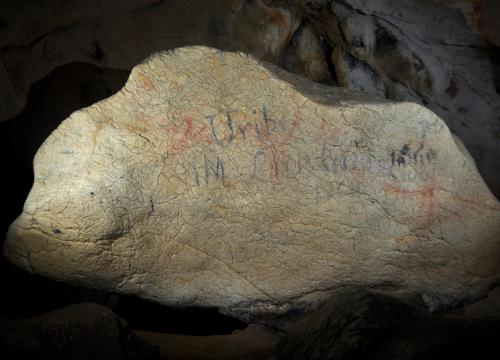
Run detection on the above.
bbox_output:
[4,47,500,323]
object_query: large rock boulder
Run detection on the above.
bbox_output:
[0,303,157,359]
[4,46,500,325]
[277,287,500,360]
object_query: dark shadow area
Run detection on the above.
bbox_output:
[490,47,500,95]
[0,62,128,318]
[278,287,500,360]
[113,295,247,335]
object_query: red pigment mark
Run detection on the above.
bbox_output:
[284,118,299,145]
[386,177,499,230]
[385,177,436,197]
[385,177,438,231]
[137,72,153,90]
[255,111,300,184]
[161,108,302,184]
[166,114,210,153]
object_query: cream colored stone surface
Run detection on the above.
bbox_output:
[4,47,500,323]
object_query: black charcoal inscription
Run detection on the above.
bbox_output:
[239,124,250,140]
[391,143,438,167]
[226,113,234,142]
[206,113,234,146]
[204,154,225,185]
[255,122,262,139]
[193,163,200,186]
[427,148,437,161]
[322,145,374,173]
[262,105,276,133]
[412,143,423,162]
[253,150,266,178]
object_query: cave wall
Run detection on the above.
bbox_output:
[0,62,129,318]
[0,0,498,194]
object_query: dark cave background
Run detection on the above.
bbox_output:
[0,0,499,359]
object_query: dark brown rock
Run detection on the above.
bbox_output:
[278,287,500,360]
[136,324,282,360]
[284,24,331,82]
[0,303,158,360]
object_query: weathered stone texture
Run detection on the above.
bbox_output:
[0,303,157,359]
[277,287,500,360]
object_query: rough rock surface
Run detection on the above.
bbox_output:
[277,287,500,360]
[4,47,500,325]
[0,303,157,359]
